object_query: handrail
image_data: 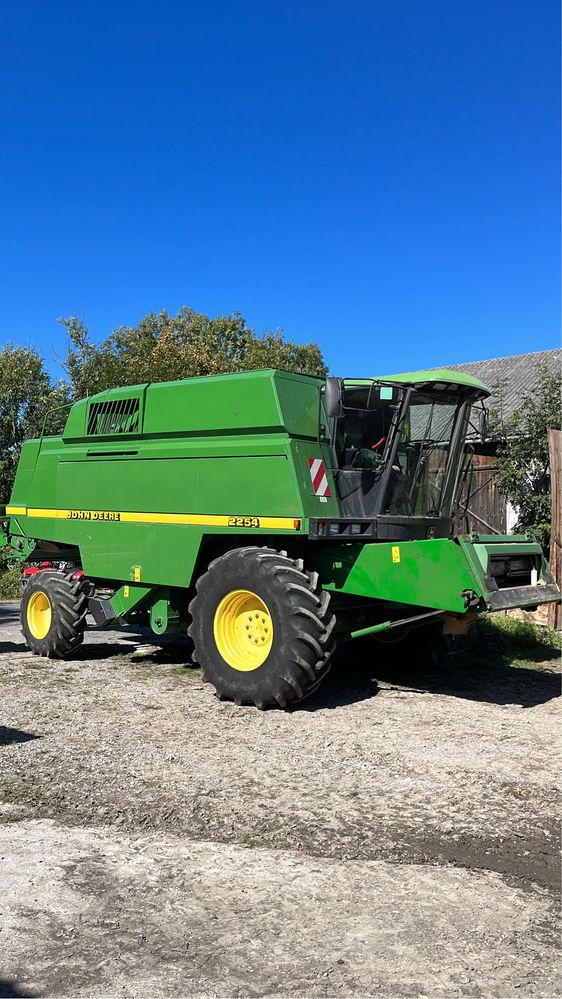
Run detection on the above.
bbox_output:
[40,400,74,439]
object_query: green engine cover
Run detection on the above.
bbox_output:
[7,370,338,587]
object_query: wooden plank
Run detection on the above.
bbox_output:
[547,430,561,630]
[460,456,507,534]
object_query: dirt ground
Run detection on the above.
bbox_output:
[0,600,560,999]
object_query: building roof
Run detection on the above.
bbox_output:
[432,349,560,425]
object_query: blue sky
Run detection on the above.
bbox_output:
[0,1,559,379]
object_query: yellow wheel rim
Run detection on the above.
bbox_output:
[213,589,273,671]
[27,590,52,640]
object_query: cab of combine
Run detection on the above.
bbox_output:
[317,370,488,541]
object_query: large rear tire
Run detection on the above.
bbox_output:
[21,570,87,658]
[188,546,335,708]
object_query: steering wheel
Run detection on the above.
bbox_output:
[350,448,384,470]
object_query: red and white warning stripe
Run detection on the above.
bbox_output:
[307,457,331,497]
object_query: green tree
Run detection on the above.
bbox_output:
[60,308,327,398]
[0,345,69,502]
[494,363,561,555]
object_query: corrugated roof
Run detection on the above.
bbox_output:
[430,348,560,425]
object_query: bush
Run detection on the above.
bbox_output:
[494,363,561,556]
[0,549,21,599]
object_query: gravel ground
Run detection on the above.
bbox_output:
[0,600,560,998]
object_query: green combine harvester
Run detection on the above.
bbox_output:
[1,368,559,708]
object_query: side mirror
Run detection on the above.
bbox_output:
[323,377,343,418]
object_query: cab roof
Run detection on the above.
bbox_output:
[355,368,490,399]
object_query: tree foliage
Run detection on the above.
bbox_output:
[494,363,561,555]
[0,345,68,502]
[61,308,327,398]
[0,307,326,511]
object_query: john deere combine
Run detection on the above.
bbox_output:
[1,368,559,708]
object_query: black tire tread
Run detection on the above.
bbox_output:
[21,570,87,658]
[188,546,335,709]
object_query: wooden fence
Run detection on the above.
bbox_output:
[460,455,506,535]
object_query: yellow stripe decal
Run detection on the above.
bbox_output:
[23,508,301,531]
[6,506,27,515]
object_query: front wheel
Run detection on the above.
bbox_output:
[21,570,87,657]
[188,547,336,708]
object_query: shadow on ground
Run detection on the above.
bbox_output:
[0,980,36,998]
[75,634,196,668]
[297,633,561,712]
[0,727,40,748]
[0,605,19,626]
[0,642,25,654]
[0,603,23,654]
[70,626,561,712]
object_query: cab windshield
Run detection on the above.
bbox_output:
[386,392,460,516]
[329,382,469,522]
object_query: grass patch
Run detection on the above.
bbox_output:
[240,834,261,848]
[168,664,202,677]
[239,832,294,851]
[465,614,561,669]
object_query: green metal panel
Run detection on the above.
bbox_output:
[289,439,340,519]
[8,370,330,587]
[6,440,41,499]
[308,538,483,613]
[272,370,320,439]
[10,435,308,586]
[144,372,283,437]
[62,399,89,439]
[308,534,558,615]
[197,454,300,516]
[61,369,323,442]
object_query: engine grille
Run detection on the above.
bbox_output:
[87,398,140,436]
